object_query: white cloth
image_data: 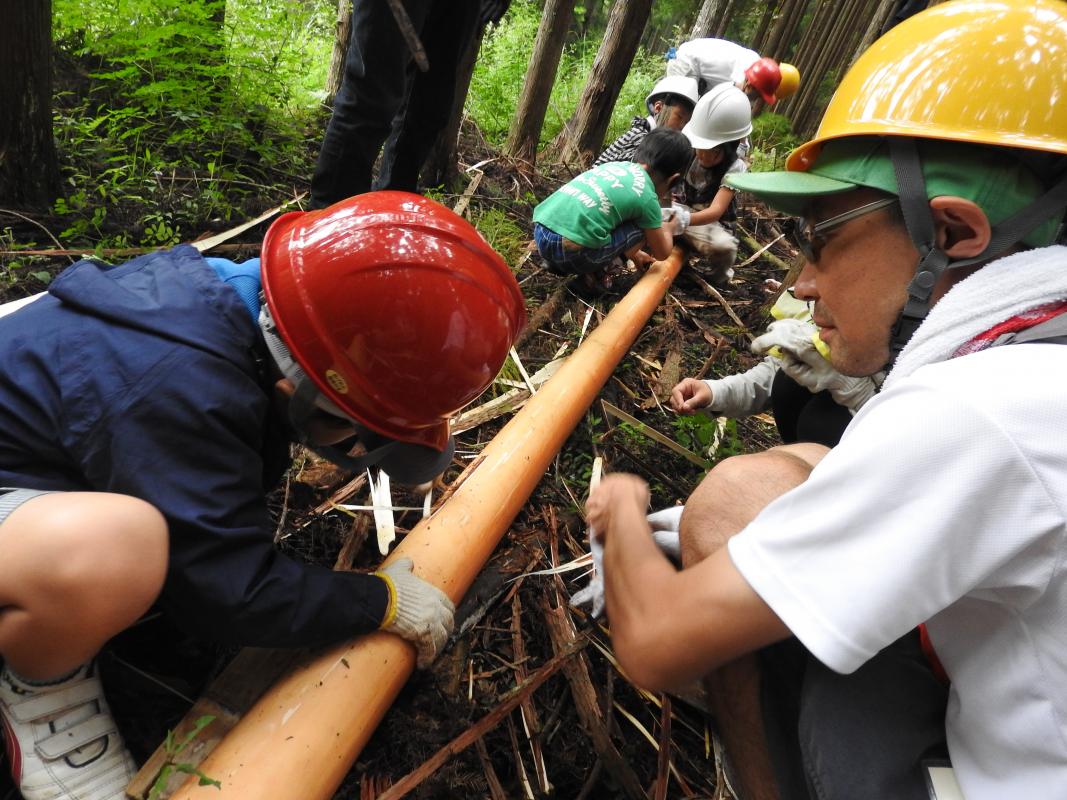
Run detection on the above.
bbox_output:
[728,246,1067,800]
[666,38,758,90]
[886,245,1067,387]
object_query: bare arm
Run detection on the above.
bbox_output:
[641,224,674,261]
[587,474,788,691]
[688,187,736,227]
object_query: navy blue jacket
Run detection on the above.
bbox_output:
[0,246,388,647]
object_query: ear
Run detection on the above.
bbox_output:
[651,99,664,114]
[930,196,992,259]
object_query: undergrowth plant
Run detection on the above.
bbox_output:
[147,715,221,799]
[50,0,330,247]
[748,112,801,173]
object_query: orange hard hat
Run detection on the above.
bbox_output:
[261,191,526,452]
[743,57,781,104]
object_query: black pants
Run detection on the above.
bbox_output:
[760,631,949,800]
[310,0,482,207]
[770,370,854,448]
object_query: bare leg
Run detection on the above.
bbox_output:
[680,444,828,800]
[0,492,168,679]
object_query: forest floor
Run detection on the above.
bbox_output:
[0,120,800,799]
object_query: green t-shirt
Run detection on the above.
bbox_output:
[533,162,663,248]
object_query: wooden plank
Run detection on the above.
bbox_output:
[126,648,309,799]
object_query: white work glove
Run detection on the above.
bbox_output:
[570,530,606,618]
[751,319,878,413]
[375,558,455,668]
[660,203,691,235]
[570,506,685,618]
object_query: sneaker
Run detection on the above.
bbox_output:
[0,663,135,800]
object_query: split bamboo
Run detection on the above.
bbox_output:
[169,247,686,799]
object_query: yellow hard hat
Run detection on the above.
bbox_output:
[775,63,800,101]
[788,0,1067,171]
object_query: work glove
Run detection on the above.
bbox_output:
[661,203,691,235]
[570,506,685,618]
[751,319,878,413]
[375,558,455,668]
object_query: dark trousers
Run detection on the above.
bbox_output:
[761,631,949,800]
[310,0,481,207]
[770,370,854,448]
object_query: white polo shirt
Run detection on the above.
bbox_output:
[729,343,1067,800]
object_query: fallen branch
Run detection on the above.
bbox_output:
[690,274,750,336]
[373,639,587,800]
[539,595,648,800]
[600,401,710,470]
[452,170,484,218]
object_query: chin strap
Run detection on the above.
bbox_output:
[888,138,1067,362]
[259,299,407,473]
[285,377,410,473]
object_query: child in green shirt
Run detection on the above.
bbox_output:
[533,128,692,291]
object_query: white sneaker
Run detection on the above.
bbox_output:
[0,663,135,800]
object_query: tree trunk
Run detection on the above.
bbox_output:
[689,0,729,40]
[422,21,485,189]
[791,0,868,137]
[504,0,577,165]
[550,0,653,168]
[850,0,898,66]
[751,1,782,54]
[763,0,810,61]
[711,0,740,38]
[579,0,604,39]
[325,0,353,106]
[0,0,59,207]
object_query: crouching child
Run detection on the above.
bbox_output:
[668,84,753,284]
[532,128,693,293]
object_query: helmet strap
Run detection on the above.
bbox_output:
[286,370,411,474]
[887,138,1067,361]
[888,138,950,360]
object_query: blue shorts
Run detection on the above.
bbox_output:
[533,222,645,276]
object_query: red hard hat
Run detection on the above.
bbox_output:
[744,57,781,104]
[261,191,526,452]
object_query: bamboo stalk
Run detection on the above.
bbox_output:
[168,248,686,799]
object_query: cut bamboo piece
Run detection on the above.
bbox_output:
[168,248,685,800]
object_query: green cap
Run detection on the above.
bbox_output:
[727,137,1059,246]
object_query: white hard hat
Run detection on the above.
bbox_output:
[682,83,753,150]
[644,75,700,114]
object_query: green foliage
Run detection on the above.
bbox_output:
[148,715,221,799]
[471,206,528,268]
[748,113,801,173]
[50,0,331,246]
[670,413,719,455]
[672,414,745,465]
[468,1,668,148]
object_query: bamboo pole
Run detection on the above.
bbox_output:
[169,247,686,799]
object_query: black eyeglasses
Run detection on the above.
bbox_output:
[791,197,897,262]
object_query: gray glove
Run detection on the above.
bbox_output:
[375,558,455,668]
[570,506,685,618]
[751,319,878,413]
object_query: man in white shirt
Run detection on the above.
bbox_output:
[665,37,797,105]
[587,3,1067,799]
